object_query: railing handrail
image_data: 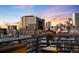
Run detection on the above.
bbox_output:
[0,35,43,53]
[1,34,79,53]
[0,35,43,43]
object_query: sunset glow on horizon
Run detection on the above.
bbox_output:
[45,17,70,26]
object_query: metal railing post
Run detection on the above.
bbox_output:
[36,36,39,53]
[19,40,21,44]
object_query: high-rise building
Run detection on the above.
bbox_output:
[0,28,7,35]
[7,25,17,35]
[21,15,45,31]
[72,13,79,26]
[46,22,51,29]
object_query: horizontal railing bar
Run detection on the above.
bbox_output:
[0,36,43,43]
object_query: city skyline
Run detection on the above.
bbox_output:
[0,5,79,26]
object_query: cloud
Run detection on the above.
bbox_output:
[40,6,76,19]
[11,5,35,10]
[39,6,75,26]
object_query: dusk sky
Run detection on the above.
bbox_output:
[0,5,79,25]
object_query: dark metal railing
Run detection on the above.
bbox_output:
[1,34,79,53]
[43,34,79,53]
[0,35,44,53]
[51,39,79,52]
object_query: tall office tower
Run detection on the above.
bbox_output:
[72,13,79,26]
[21,15,45,31]
[46,22,51,29]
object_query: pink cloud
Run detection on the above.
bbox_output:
[40,6,73,22]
